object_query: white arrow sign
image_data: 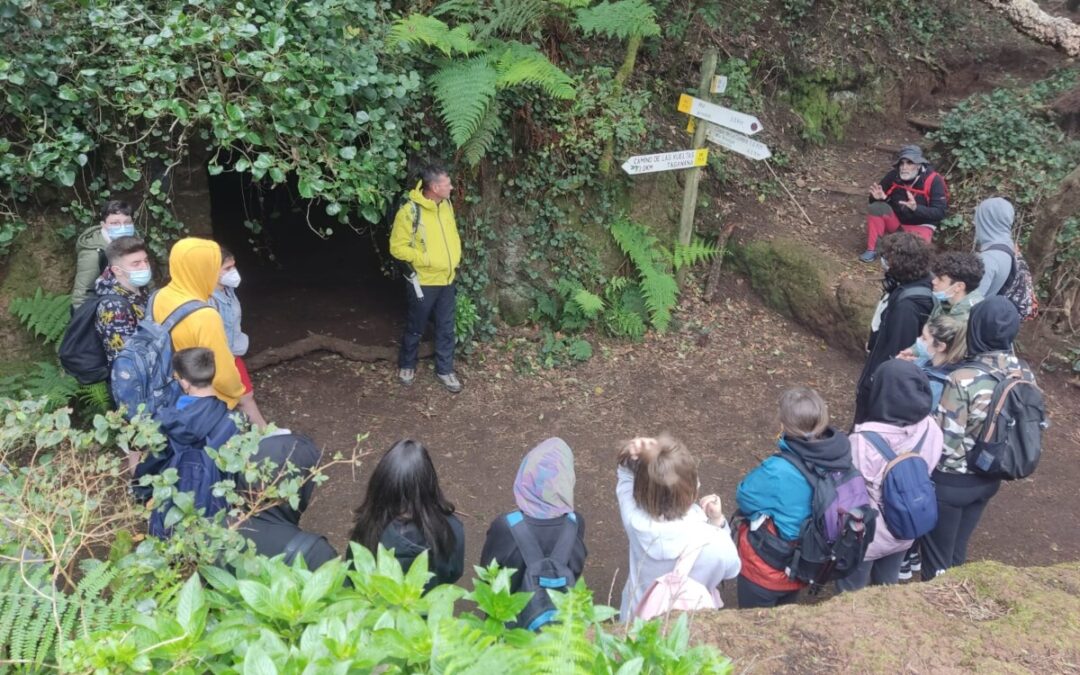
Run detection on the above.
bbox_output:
[622,149,708,175]
[678,94,763,135]
[711,75,728,94]
[704,123,771,161]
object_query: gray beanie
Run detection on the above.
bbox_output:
[895,145,928,166]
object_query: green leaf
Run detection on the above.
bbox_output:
[242,646,278,675]
[57,168,76,187]
[338,146,357,160]
[615,657,644,675]
[176,573,205,634]
[576,0,661,39]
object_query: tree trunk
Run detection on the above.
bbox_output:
[598,33,643,175]
[977,0,1080,56]
[246,332,433,371]
[1024,163,1080,286]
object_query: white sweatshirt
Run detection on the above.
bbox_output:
[616,466,741,621]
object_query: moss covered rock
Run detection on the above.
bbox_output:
[731,237,878,356]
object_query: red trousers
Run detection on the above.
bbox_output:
[866,211,933,250]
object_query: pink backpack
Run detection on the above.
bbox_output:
[632,545,722,621]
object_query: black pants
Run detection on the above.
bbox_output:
[737,575,800,609]
[921,471,1001,581]
[399,282,456,375]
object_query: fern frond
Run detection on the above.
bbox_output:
[639,269,678,332]
[673,237,720,271]
[575,0,660,40]
[76,381,113,416]
[494,42,575,99]
[431,0,483,21]
[388,14,479,56]
[458,99,504,166]
[531,582,603,673]
[479,0,550,39]
[605,305,646,341]
[432,57,500,147]
[572,289,604,318]
[24,362,81,411]
[609,219,679,332]
[9,288,71,346]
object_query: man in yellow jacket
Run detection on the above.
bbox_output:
[154,238,246,408]
[389,164,463,393]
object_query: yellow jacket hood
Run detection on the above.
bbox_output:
[165,237,221,301]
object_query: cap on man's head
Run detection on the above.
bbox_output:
[895,145,928,166]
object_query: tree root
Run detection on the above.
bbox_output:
[246,332,433,371]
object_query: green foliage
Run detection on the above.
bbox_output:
[9,288,71,346]
[929,70,1080,239]
[575,0,661,39]
[59,547,730,673]
[389,12,575,166]
[455,291,480,343]
[674,238,721,271]
[0,218,28,258]
[1,0,419,245]
[610,218,678,332]
[0,362,81,412]
[785,69,856,144]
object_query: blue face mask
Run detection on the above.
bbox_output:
[126,268,152,288]
[105,223,135,240]
[913,337,931,360]
[932,291,950,302]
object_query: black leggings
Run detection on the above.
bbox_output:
[737,575,801,609]
[921,471,1001,581]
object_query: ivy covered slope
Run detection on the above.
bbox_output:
[0,0,420,245]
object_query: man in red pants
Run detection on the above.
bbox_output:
[860,145,948,263]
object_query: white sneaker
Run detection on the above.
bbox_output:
[398,368,415,386]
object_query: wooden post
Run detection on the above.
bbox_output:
[677,48,718,285]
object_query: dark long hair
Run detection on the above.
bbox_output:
[350,439,456,560]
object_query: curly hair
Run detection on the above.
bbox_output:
[879,232,931,284]
[931,251,984,293]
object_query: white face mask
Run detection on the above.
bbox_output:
[220,268,241,288]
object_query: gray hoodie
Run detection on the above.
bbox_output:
[973,197,1015,298]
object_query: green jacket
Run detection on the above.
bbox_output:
[928,291,982,324]
[388,185,461,286]
[935,351,1028,474]
[71,225,108,309]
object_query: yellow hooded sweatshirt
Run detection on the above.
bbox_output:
[153,238,244,408]
[388,183,462,286]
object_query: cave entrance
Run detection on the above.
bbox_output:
[208,171,403,356]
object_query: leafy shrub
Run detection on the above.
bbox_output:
[8,288,71,346]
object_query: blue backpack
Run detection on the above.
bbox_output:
[110,293,209,419]
[148,446,230,539]
[859,430,937,540]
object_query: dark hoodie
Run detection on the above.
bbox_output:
[864,359,933,426]
[381,516,465,591]
[235,433,338,570]
[854,275,934,425]
[872,146,948,227]
[143,395,238,536]
[966,295,1020,357]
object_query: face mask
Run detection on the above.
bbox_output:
[104,223,135,241]
[932,290,951,302]
[220,268,241,288]
[126,268,152,288]
[913,337,931,360]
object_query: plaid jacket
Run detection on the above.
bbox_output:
[934,351,1029,474]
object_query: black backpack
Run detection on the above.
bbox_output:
[753,453,877,593]
[506,512,580,631]
[58,293,124,384]
[965,361,1047,480]
[283,531,324,567]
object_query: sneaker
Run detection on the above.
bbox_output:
[435,372,463,394]
[859,249,878,263]
[906,549,922,573]
[398,368,415,386]
[898,562,913,581]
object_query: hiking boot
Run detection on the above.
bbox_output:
[859,249,878,263]
[398,368,415,386]
[435,372,463,394]
[905,548,922,573]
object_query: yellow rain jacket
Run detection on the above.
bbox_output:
[153,238,244,408]
[388,184,462,286]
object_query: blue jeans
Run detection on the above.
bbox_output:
[399,282,456,375]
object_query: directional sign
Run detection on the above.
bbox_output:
[677,94,763,135]
[622,149,709,175]
[704,123,771,161]
[711,75,728,94]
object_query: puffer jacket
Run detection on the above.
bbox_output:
[72,225,108,309]
[388,183,462,286]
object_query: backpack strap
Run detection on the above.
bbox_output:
[409,201,426,248]
[160,297,211,333]
[283,530,323,566]
[894,284,933,304]
[672,544,706,578]
[861,428,929,468]
[549,514,581,572]
[983,243,1018,293]
[506,511,579,587]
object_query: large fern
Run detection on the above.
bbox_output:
[476,0,550,40]
[575,0,660,39]
[458,99,505,167]
[431,56,501,148]
[9,288,71,346]
[493,42,575,100]
[387,14,479,56]
[0,559,142,669]
[0,362,81,411]
[610,218,679,332]
[673,237,721,271]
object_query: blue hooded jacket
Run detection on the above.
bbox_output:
[145,395,238,538]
